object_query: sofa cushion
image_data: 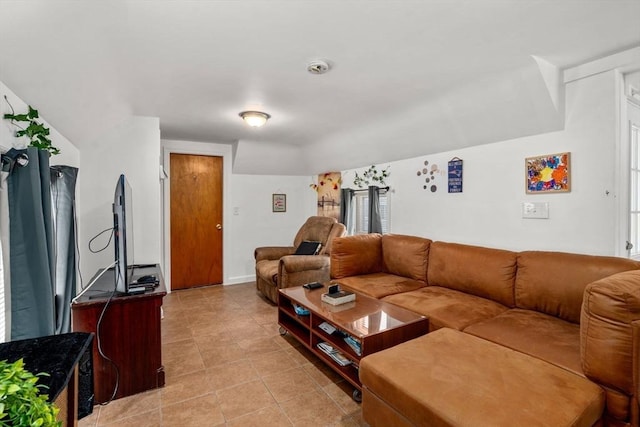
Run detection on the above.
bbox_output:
[382,286,508,331]
[463,308,582,375]
[428,241,517,307]
[360,328,605,427]
[337,273,426,299]
[381,234,431,282]
[330,234,383,278]
[515,251,639,324]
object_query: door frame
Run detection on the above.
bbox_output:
[161,140,232,292]
[615,69,640,258]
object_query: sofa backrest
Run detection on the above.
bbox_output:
[330,233,383,279]
[381,234,431,282]
[428,241,517,307]
[515,251,640,324]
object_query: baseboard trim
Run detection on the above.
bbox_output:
[224,275,255,286]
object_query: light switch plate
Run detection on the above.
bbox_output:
[522,202,549,219]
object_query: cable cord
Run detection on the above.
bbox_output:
[88,227,114,254]
[95,263,123,405]
[73,199,84,289]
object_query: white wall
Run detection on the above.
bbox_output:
[0,80,79,166]
[78,117,161,284]
[229,174,316,282]
[343,70,620,256]
[161,139,316,288]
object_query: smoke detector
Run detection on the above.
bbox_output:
[307,60,331,75]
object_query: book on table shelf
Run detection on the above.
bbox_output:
[321,290,355,306]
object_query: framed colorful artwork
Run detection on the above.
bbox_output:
[272,193,286,212]
[525,152,570,194]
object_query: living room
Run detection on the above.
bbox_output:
[0,1,639,426]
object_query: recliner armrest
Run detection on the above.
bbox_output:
[255,246,295,262]
[280,254,330,273]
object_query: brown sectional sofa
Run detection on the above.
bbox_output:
[330,233,640,427]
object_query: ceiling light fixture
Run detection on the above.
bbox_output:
[239,111,271,127]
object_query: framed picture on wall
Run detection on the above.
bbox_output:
[272,193,286,212]
[525,152,571,194]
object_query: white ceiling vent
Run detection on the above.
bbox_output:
[307,60,330,75]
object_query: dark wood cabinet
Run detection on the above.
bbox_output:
[71,265,166,404]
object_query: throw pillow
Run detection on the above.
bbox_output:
[294,241,322,255]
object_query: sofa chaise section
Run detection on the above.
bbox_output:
[360,328,605,427]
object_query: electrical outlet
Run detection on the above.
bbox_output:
[522,202,549,219]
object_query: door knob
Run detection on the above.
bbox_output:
[216,224,222,230]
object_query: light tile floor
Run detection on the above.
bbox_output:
[78,282,368,427]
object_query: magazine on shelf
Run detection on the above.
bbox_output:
[317,342,352,366]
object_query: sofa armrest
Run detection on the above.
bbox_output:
[255,246,295,262]
[280,255,330,273]
[278,255,331,289]
[581,270,640,396]
[634,320,640,415]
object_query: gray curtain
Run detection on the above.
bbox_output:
[51,166,78,334]
[340,188,355,235]
[0,170,10,341]
[8,147,55,340]
[368,186,382,234]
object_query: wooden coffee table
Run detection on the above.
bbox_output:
[278,284,429,401]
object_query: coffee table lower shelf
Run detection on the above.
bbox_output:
[277,287,429,402]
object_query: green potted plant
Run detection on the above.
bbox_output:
[0,359,61,427]
[3,97,60,155]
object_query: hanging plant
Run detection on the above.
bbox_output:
[353,165,390,189]
[0,358,61,427]
[3,97,60,156]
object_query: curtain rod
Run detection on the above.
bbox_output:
[348,186,389,194]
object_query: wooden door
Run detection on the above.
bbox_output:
[170,154,223,289]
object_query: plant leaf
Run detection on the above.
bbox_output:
[27,106,39,119]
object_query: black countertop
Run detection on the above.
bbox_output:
[0,332,93,402]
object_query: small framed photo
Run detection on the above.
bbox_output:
[525,152,570,194]
[272,193,286,212]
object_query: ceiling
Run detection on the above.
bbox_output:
[0,1,639,174]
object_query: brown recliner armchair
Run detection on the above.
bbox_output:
[255,216,347,303]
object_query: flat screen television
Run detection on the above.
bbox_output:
[113,174,135,293]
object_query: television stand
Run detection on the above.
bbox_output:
[71,264,166,403]
[87,290,127,299]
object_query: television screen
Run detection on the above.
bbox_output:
[113,174,135,293]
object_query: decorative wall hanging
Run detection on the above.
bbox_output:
[525,152,570,194]
[3,96,60,155]
[312,172,341,220]
[353,165,389,189]
[272,193,286,212]
[416,160,444,192]
[448,157,463,193]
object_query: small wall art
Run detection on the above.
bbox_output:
[448,157,463,193]
[525,152,570,194]
[272,193,286,212]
